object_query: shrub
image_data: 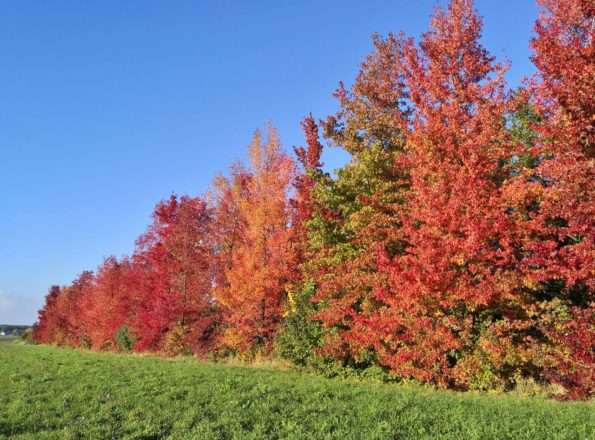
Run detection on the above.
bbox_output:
[19,328,35,345]
[115,325,136,353]
[275,282,324,367]
[162,325,193,357]
[79,333,91,350]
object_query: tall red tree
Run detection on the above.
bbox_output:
[291,114,324,270]
[79,256,135,350]
[33,285,62,344]
[518,0,594,399]
[34,272,94,347]
[365,0,519,387]
[132,194,219,354]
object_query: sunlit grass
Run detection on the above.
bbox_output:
[0,344,592,439]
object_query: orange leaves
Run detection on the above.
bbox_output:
[213,125,297,353]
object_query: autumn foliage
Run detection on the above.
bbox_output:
[34,0,593,399]
[213,126,297,353]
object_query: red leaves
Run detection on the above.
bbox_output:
[80,257,135,350]
[543,305,595,400]
[32,285,61,344]
[131,195,219,353]
[35,195,220,355]
[34,273,93,347]
[291,114,324,269]
[532,0,594,153]
[311,0,517,388]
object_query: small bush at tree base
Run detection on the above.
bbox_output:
[115,325,136,352]
[19,328,35,345]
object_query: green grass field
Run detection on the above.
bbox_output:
[0,344,592,439]
[0,336,18,344]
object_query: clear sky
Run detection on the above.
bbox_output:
[0,0,539,325]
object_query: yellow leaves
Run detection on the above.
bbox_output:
[382,333,394,345]
[283,290,297,317]
[451,253,466,266]
[522,277,539,290]
[162,325,191,357]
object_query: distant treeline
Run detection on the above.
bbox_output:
[0,325,30,336]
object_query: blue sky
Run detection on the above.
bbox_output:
[0,0,539,325]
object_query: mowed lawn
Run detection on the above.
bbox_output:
[0,344,592,440]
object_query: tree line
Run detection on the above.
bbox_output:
[34,0,593,399]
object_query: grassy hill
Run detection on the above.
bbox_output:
[0,344,592,439]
